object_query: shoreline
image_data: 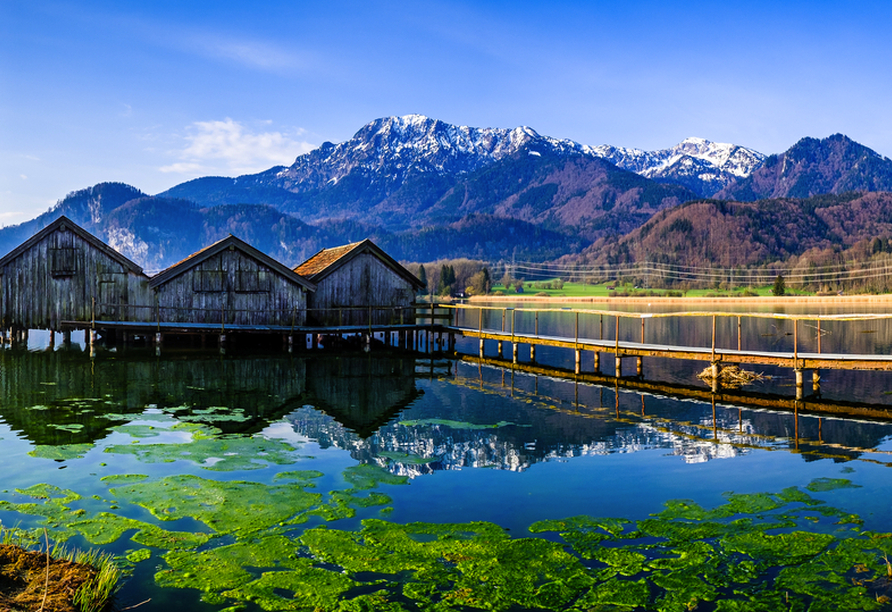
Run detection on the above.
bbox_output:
[466,294,892,306]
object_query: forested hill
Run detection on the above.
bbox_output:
[566,192,892,270]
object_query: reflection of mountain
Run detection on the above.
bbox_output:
[285,362,892,473]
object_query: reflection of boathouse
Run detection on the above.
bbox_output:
[303,355,421,438]
[295,239,425,326]
[0,216,152,329]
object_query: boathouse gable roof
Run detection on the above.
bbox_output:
[148,234,316,291]
[294,239,424,290]
[0,216,147,277]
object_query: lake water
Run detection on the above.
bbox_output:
[1,306,892,611]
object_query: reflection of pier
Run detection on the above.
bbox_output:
[460,353,892,424]
[444,305,892,399]
[452,358,892,467]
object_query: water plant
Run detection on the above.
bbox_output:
[0,527,121,612]
[4,429,892,611]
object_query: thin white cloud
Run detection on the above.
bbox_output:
[160,119,316,177]
[195,36,310,72]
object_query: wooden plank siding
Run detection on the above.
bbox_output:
[296,239,425,326]
[149,235,315,327]
[0,216,152,329]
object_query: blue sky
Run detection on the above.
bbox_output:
[2,0,892,223]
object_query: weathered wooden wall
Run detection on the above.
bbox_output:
[0,226,152,329]
[154,249,307,326]
[308,253,416,326]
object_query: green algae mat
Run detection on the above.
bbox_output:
[3,473,892,611]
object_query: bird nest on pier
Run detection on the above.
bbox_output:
[697,364,770,388]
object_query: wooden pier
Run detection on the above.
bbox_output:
[441,304,892,399]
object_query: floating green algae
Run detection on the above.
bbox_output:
[109,474,322,534]
[104,422,305,471]
[397,418,524,430]
[125,548,152,563]
[3,463,892,611]
[806,477,863,492]
[163,406,251,423]
[28,443,93,460]
[99,474,149,485]
[273,470,323,483]
[378,450,441,465]
[48,422,85,433]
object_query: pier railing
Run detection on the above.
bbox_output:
[439,303,892,397]
[88,301,446,332]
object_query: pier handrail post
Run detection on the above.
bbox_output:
[711,315,716,362]
[479,307,483,334]
[737,316,742,351]
[615,315,619,354]
[512,308,516,344]
[794,318,799,366]
[817,319,822,353]
[575,312,579,346]
[641,317,645,344]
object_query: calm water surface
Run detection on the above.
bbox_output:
[0,306,891,610]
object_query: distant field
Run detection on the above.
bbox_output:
[488,281,811,298]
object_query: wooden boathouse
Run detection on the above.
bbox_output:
[149,234,316,327]
[295,238,425,326]
[0,216,152,334]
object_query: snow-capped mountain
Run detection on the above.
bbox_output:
[258,116,763,198]
[267,114,597,192]
[591,137,766,196]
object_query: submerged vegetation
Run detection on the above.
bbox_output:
[2,458,891,611]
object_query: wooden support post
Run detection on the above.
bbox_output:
[575,349,581,374]
[795,369,804,400]
[593,351,600,372]
[513,343,518,364]
[497,340,503,358]
[479,338,484,358]
[636,356,643,376]
[640,318,645,344]
[614,315,619,354]
[812,370,821,393]
[737,316,741,351]
[711,315,716,363]
[817,320,822,353]
[615,355,622,377]
[793,319,799,367]
[530,344,536,362]
[49,331,55,349]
